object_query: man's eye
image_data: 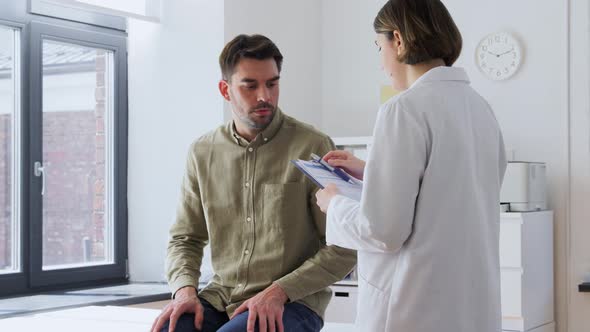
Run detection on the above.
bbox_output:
[246,85,256,90]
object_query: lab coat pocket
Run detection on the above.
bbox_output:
[356,272,390,332]
[357,251,395,292]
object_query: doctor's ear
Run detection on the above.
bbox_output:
[218,80,231,101]
[392,30,405,56]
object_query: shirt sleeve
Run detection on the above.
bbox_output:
[274,137,358,302]
[166,142,209,298]
[326,100,428,253]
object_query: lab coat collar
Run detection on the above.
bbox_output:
[409,66,469,90]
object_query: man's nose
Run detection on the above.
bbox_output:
[257,87,271,102]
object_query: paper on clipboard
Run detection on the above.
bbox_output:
[291,159,363,201]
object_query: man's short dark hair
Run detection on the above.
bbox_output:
[219,34,284,81]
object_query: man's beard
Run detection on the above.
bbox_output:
[237,102,276,130]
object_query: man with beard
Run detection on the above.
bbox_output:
[151,34,357,332]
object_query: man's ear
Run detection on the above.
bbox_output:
[218,80,231,101]
[392,30,405,56]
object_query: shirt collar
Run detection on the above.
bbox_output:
[408,66,470,90]
[229,108,284,147]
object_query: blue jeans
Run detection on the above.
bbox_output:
[159,298,323,332]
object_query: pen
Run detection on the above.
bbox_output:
[310,153,356,185]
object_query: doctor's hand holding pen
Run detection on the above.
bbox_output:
[322,150,366,180]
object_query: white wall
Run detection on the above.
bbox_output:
[444,2,575,331]
[320,1,575,331]
[223,0,323,128]
[445,1,569,330]
[321,0,386,137]
[43,73,95,112]
[127,0,224,281]
[568,0,590,330]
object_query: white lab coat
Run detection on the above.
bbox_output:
[326,67,507,332]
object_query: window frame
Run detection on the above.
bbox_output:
[0,18,28,296]
[29,0,161,27]
[0,0,128,297]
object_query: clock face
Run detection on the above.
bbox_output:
[476,32,522,80]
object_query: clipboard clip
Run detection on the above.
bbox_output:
[310,153,356,185]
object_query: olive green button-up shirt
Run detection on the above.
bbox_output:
[166,109,356,319]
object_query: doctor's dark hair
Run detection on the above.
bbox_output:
[219,34,284,81]
[374,0,462,66]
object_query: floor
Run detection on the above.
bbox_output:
[126,299,169,310]
[0,286,355,331]
[0,305,161,331]
[0,305,354,331]
[0,282,170,318]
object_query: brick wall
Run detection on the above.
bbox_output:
[0,114,11,269]
[42,110,102,266]
[92,51,107,262]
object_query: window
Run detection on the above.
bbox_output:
[41,40,115,270]
[76,0,149,16]
[0,26,20,275]
[0,1,128,295]
[31,0,161,24]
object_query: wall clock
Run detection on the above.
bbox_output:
[475,32,522,80]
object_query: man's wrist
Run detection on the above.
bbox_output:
[271,283,289,303]
[174,286,197,300]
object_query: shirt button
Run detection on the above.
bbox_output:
[248,147,254,152]
[244,250,250,255]
[245,182,250,188]
[237,283,243,288]
[246,217,252,222]
[264,138,268,142]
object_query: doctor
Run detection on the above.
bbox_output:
[315,0,507,331]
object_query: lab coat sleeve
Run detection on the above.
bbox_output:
[326,100,428,253]
[498,130,507,184]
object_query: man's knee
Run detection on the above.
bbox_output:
[282,303,323,332]
[159,313,199,332]
[217,305,322,332]
[216,312,253,332]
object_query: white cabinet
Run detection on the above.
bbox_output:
[500,211,554,332]
[324,284,358,324]
[323,211,554,332]
[332,136,372,161]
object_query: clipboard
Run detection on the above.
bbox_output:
[291,158,363,201]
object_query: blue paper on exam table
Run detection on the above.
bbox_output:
[291,159,363,201]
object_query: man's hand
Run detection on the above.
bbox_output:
[315,184,340,213]
[151,287,204,332]
[231,283,289,332]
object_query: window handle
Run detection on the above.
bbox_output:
[34,161,45,196]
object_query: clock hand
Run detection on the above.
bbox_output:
[497,48,515,56]
[486,50,500,57]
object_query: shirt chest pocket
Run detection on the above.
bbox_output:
[262,183,308,233]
